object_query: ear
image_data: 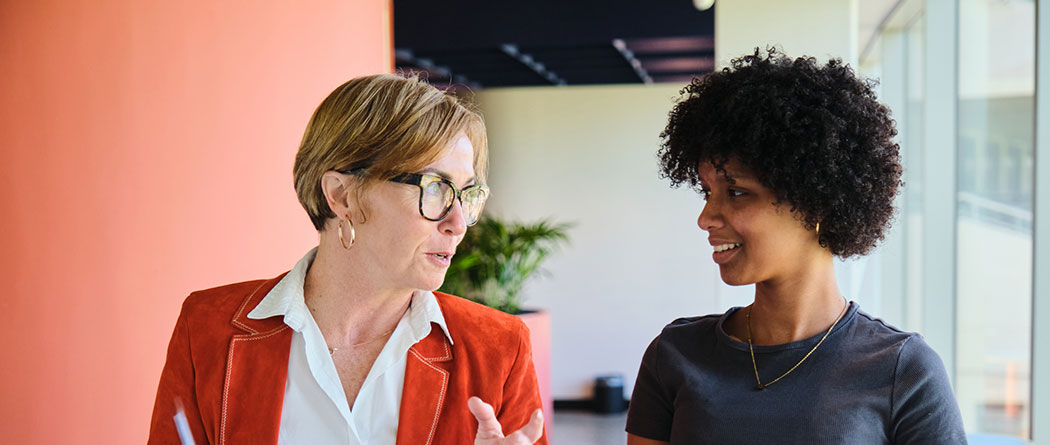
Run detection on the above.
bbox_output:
[320,170,357,222]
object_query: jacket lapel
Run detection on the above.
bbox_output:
[396,326,454,445]
[220,275,292,445]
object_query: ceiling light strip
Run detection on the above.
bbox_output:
[612,39,653,84]
[499,43,567,86]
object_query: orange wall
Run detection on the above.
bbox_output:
[0,1,390,442]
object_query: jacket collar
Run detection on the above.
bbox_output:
[221,273,292,445]
[232,273,289,334]
[396,327,454,445]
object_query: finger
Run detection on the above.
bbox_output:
[468,396,504,439]
[504,409,544,444]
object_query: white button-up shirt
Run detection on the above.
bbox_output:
[247,248,453,444]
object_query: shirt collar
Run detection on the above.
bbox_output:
[408,287,454,345]
[247,247,453,345]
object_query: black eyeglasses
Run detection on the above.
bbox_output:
[341,169,490,226]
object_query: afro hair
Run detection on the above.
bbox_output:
[658,47,903,258]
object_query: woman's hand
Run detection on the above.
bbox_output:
[468,396,544,445]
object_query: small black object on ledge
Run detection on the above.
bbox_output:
[592,374,628,414]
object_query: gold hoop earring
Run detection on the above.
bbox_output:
[816,222,820,235]
[338,215,355,249]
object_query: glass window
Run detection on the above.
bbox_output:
[955,0,1035,439]
[902,9,926,334]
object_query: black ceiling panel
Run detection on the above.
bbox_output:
[394,0,715,88]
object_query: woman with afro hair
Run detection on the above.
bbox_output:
[625,49,967,444]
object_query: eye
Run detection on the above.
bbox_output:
[423,181,444,198]
[699,188,711,201]
[728,189,747,198]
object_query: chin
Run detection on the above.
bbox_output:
[413,275,447,292]
[718,269,753,287]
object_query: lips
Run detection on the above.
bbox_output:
[710,241,742,265]
[426,250,455,264]
[425,252,453,268]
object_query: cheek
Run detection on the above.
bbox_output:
[403,222,436,248]
[727,209,788,256]
[367,210,432,257]
[741,212,810,253]
[725,207,763,236]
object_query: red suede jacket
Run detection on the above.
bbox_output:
[148,274,547,444]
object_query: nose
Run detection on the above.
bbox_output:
[440,199,469,237]
[696,199,722,232]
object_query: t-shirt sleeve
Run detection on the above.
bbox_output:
[625,334,674,441]
[890,335,968,444]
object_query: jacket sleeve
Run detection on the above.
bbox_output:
[148,300,208,445]
[495,320,548,444]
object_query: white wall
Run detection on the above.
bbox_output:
[475,0,876,401]
[477,84,724,399]
[715,0,859,67]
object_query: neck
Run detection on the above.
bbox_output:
[747,256,844,346]
[304,233,413,347]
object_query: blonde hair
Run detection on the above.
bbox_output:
[293,74,488,230]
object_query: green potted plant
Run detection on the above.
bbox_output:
[439,216,570,425]
[440,216,571,314]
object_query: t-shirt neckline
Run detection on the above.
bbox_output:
[715,301,859,353]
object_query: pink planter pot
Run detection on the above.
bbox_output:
[516,310,552,434]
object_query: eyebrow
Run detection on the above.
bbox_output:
[420,168,477,185]
[726,173,758,183]
[698,172,757,187]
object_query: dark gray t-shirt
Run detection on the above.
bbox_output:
[626,303,967,444]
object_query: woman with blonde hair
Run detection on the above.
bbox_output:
[149,74,545,445]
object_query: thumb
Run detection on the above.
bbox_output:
[506,409,544,444]
[468,396,504,439]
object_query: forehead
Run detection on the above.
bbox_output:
[423,135,475,182]
[697,159,758,184]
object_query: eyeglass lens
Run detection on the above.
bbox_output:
[420,178,486,224]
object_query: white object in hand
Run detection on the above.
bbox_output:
[173,399,196,445]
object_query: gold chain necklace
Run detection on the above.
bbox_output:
[327,329,395,355]
[308,297,410,356]
[746,298,848,391]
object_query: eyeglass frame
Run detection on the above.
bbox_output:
[339,168,490,225]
